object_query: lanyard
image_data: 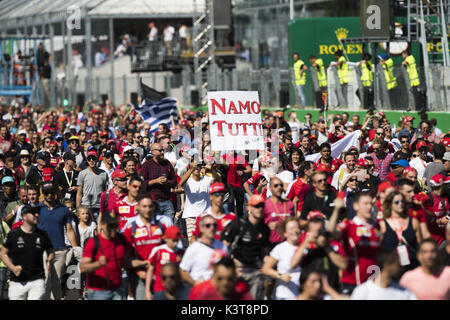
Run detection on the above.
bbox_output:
[389,218,405,245]
[63,169,73,187]
[270,198,287,215]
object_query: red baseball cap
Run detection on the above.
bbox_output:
[248,195,265,206]
[87,150,98,158]
[378,181,393,193]
[403,116,414,123]
[48,140,57,146]
[209,182,226,194]
[181,145,190,153]
[402,166,417,176]
[111,169,127,180]
[99,131,108,137]
[443,137,450,147]
[163,226,184,239]
[430,174,444,187]
[307,210,326,220]
[416,140,428,150]
[356,158,368,168]
[107,139,116,145]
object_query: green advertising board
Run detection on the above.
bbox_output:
[288,17,423,106]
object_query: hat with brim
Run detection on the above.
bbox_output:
[1,176,15,185]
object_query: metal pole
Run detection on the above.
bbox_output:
[109,18,115,105]
[49,23,56,107]
[85,11,92,103]
[440,0,450,67]
[123,74,127,105]
[193,0,201,101]
[67,24,73,107]
[373,43,380,110]
[290,0,294,20]
[419,0,432,109]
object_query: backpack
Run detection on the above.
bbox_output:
[102,190,111,213]
[228,217,247,257]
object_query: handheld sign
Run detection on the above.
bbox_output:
[207,91,265,151]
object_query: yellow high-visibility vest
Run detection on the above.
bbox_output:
[294,60,307,85]
[360,60,373,87]
[315,58,328,87]
[404,55,420,87]
[337,56,349,85]
[382,58,397,90]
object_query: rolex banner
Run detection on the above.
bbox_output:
[207,91,265,151]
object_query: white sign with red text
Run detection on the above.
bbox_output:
[207,91,264,151]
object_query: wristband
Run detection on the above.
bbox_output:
[277,273,281,279]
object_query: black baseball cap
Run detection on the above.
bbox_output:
[36,151,50,160]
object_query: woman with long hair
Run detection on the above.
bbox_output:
[288,148,304,178]
[379,191,421,272]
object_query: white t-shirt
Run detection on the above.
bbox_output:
[351,280,417,300]
[270,241,301,300]
[179,239,228,281]
[163,26,175,41]
[182,176,214,219]
[288,121,300,143]
[175,157,190,177]
[164,151,177,164]
[331,167,351,191]
[78,221,97,248]
[149,27,158,41]
[409,157,429,180]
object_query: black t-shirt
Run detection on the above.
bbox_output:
[301,190,337,220]
[54,170,79,201]
[4,227,53,282]
[394,150,411,161]
[221,217,270,268]
[300,246,341,291]
[26,166,43,186]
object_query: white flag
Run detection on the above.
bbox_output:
[305,130,362,162]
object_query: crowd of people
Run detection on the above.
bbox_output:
[0,101,449,300]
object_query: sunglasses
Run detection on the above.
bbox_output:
[348,178,357,182]
[202,223,218,229]
[161,275,177,281]
[273,184,283,188]
[412,154,419,158]
[152,149,163,152]
[104,154,113,158]
[401,140,409,144]
[367,164,374,168]
[115,178,128,182]
[394,200,405,205]
[253,204,265,209]
[217,276,234,282]
[211,192,225,197]
[87,157,97,162]
[314,179,327,184]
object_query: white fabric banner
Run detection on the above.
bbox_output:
[207,91,265,151]
[305,130,362,162]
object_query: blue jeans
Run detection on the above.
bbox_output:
[0,267,7,300]
[157,200,175,220]
[86,286,126,300]
[296,84,306,106]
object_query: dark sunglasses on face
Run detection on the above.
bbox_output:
[273,184,283,188]
[87,157,97,162]
[349,178,357,182]
[412,154,419,158]
[314,179,327,184]
[253,204,265,209]
[394,200,405,205]
[401,140,409,144]
[152,149,163,152]
[202,223,218,229]
[212,192,225,197]
[115,178,128,182]
[161,275,177,281]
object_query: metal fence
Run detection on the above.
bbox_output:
[42,63,450,112]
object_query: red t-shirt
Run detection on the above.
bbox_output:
[113,196,138,230]
[222,154,249,188]
[286,178,310,213]
[148,244,184,292]
[263,198,295,244]
[424,193,450,244]
[337,217,381,285]
[49,154,61,168]
[385,172,399,184]
[409,203,426,223]
[82,234,131,291]
[122,217,165,262]
[192,208,236,239]
[100,189,126,214]
[188,279,253,300]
